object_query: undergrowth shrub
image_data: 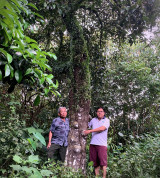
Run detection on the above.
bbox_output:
[107,129,160,178]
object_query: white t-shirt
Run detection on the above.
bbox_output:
[88,117,110,147]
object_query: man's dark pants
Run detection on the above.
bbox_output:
[47,143,67,162]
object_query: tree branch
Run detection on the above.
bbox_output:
[79,5,103,47]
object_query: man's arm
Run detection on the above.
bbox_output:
[84,126,106,135]
[47,131,52,148]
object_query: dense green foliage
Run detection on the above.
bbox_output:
[0,0,59,98]
[108,131,160,178]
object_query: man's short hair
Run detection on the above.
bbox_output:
[58,107,67,113]
[96,107,104,111]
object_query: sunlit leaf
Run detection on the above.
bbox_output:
[25,68,33,75]
[44,64,52,71]
[5,64,10,77]
[47,74,54,79]
[15,70,22,83]
[10,165,21,171]
[55,91,61,97]
[6,53,12,63]
[13,155,22,163]
[46,77,53,84]
[33,132,46,146]
[28,155,39,164]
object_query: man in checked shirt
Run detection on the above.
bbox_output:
[47,107,70,162]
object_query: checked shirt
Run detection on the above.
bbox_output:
[50,117,70,146]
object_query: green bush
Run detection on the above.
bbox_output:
[0,91,47,177]
[107,130,160,178]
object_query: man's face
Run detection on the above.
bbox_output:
[59,108,67,119]
[97,108,105,119]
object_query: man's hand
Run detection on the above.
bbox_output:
[47,142,51,148]
[83,130,91,135]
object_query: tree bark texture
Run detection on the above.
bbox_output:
[63,13,91,171]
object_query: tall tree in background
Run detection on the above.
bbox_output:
[19,0,160,170]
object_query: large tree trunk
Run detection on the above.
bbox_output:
[63,14,91,171]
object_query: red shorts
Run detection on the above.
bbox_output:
[89,144,107,167]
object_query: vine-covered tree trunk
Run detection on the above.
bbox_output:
[63,13,91,171]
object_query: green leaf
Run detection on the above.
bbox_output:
[28,155,39,164]
[30,43,40,51]
[44,64,52,71]
[0,9,14,26]
[29,169,42,178]
[34,68,43,77]
[46,77,53,85]
[7,53,13,63]
[13,155,22,163]
[88,161,94,166]
[51,91,57,96]
[11,0,21,13]
[47,74,54,79]
[46,52,57,60]
[33,12,44,20]
[0,48,7,57]
[53,80,59,89]
[5,64,10,77]
[33,95,40,106]
[27,138,36,151]
[33,132,46,146]
[55,91,61,97]
[10,165,21,171]
[27,127,37,134]
[41,170,53,176]
[15,70,22,83]
[21,166,33,173]
[0,70,2,80]
[40,77,45,84]
[25,68,33,75]
[44,88,49,95]
[27,3,38,10]
[25,36,37,44]
[16,28,24,38]
[9,65,14,78]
